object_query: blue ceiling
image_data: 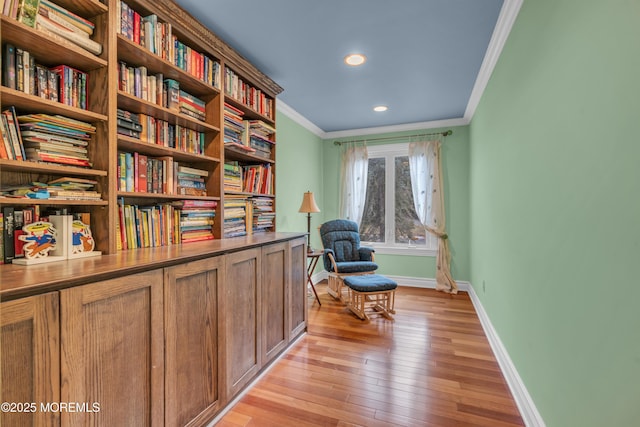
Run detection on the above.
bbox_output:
[176,0,505,133]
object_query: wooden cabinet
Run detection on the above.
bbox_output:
[60,270,164,426]
[0,234,306,427]
[289,237,308,339]
[0,293,60,427]
[261,242,289,364]
[164,256,223,427]
[222,247,262,399]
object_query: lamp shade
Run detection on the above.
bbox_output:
[298,191,320,213]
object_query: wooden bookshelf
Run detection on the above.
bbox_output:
[1,0,282,255]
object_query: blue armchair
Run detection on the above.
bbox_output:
[319,219,377,301]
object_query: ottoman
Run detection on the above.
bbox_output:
[343,274,397,320]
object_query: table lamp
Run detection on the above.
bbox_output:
[298,191,320,253]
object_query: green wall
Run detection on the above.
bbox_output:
[469,1,640,425]
[274,111,324,252]
[321,126,470,281]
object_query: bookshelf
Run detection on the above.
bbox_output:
[1,0,282,260]
[1,0,111,262]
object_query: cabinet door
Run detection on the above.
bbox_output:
[1,293,59,427]
[261,242,288,364]
[222,248,261,399]
[60,270,164,427]
[165,256,223,427]
[289,237,308,339]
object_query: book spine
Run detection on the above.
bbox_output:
[3,43,17,90]
[2,207,15,264]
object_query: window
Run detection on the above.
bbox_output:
[360,143,437,256]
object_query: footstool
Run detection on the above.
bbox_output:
[343,274,397,320]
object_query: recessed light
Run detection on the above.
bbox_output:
[373,105,388,112]
[344,53,367,66]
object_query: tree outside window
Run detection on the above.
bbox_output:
[359,143,436,252]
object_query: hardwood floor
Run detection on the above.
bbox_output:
[215,283,524,427]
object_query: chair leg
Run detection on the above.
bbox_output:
[327,273,344,302]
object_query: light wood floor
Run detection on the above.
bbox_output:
[216,282,524,427]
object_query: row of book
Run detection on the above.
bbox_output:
[251,197,275,233]
[2,0,102,56]
[245,120,275,159]
[223,162,242,192]
[116,199,216,250]
[223,103,275,158]
[244,164,274,195]
[2,44,89,110]
[223,194,248,238]
[117,108,142,138]
[223,162,273,195]
[118,63,207,122]
[119,62,171,107]
[225,67,274,119]
[117,108,207,154]
[0,108,95,167]
[0,176,100,201]
[222,195,275,238]
[117,1,221,89]
[0,205,91,264]
[117,152,209,197]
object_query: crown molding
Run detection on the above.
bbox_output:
[464,0,523,121]
[276,100,325,137]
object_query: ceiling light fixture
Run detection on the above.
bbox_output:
[373,105,388,112]
[344,53,367,66]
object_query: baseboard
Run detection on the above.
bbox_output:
[311,270,328,284]
[466,283,546,427]
[206,332,307,426]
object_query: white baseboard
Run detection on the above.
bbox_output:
[311,270,328,284]
[466,283,546,427]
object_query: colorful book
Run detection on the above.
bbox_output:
[17,0,40,28]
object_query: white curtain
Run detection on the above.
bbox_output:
[339,143,368,226]
[409,139,458,294]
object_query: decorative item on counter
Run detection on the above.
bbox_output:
[13,221,66,265]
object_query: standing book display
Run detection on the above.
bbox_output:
[12,215,101,265]
[12,221,65,265]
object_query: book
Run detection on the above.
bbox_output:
[49,65,88,110]
[2,207,15,264]
[3,106,25,160]
[177,165,208,177]
[13,210,25,259]
[17,0,40,28]
[3,43,17,90]
[0,213,3,264]
[38,3,89,38]
[39,0,94,35]
[0,115,13,159]
[35,14,102,55]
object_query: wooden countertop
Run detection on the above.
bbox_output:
[0,232,306,301]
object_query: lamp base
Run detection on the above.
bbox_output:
[307,246,314,254]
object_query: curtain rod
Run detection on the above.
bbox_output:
[333,130,452,146]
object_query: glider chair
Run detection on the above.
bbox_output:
[319,219,378,302]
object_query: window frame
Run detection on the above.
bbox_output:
[361,142,437,257]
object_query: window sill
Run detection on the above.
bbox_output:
[365,245,437,257]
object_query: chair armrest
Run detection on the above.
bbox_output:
[359,246,375,262]
[322,249,338,272]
